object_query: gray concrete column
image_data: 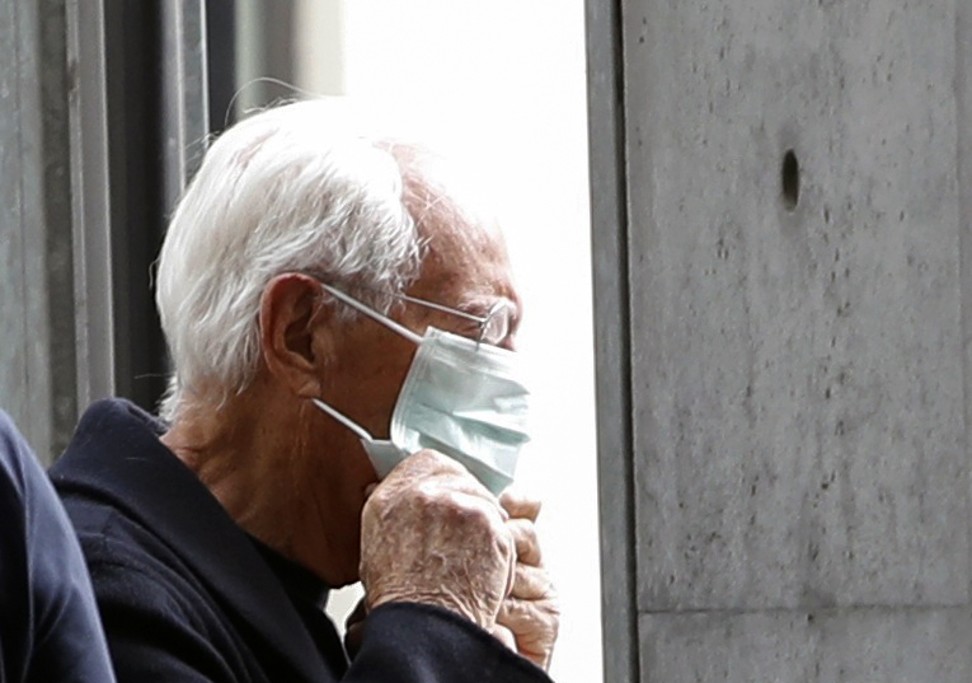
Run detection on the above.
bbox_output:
[0,0,112,463]
[161,0,210,213]
[0,0,209,459]
[587,0,638,680]
[590,0,972,679]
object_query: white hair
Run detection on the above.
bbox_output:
[156,100,424,421]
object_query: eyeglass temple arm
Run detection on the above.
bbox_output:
[311,398,374,442]
[320,284,424,345]
[397,294,488,324]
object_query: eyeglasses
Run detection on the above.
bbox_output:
[318,282,514,347]
[396,294,514,346]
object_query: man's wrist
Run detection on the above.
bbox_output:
[368,588,497,631]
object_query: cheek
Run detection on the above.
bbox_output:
[349,338,416,434]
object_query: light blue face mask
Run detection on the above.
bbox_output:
[311,285,531,495]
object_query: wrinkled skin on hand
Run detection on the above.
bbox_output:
[359,449,516,632]
[490,491,560,671]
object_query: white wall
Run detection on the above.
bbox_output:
[296,3,601,680]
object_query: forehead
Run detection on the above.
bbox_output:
[415,216,517,308]
[397,150,518,306]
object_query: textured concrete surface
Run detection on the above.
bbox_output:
[1,0,115,462]
[957,0,972,616]
[1,0,170,461]
[0,0,58,461]
[626,0,964,611]
[587,0,639,680]
[640,608,972,683]
[589,0,972,678]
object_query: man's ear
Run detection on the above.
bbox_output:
[259,274,333,398]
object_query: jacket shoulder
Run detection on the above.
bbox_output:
[64,501,256,682]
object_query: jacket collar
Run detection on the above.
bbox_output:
[51,398,340,682]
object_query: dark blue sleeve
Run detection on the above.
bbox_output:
[0,411,116,683]
[0,413,31,683]
[347,603,553,683]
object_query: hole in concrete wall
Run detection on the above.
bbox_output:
[782,149,800,210]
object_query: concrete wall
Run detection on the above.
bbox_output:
[0,0,205,461]
[1,0,84,463]
[590,1,972,680]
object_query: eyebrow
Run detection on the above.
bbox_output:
[459,295,517,318]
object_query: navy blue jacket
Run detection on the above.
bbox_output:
[50,399,551,682]
[0,410,115,683]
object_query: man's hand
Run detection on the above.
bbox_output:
[359,450,516,631]
[491,491,560,671]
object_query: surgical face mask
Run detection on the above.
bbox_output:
[311,285,530,495]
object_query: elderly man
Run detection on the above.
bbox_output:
[50,100,558,682]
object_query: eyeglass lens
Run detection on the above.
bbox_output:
[479,301,511,345]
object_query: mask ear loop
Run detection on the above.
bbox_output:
[319,284,424,345]
[310,398,375,442]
